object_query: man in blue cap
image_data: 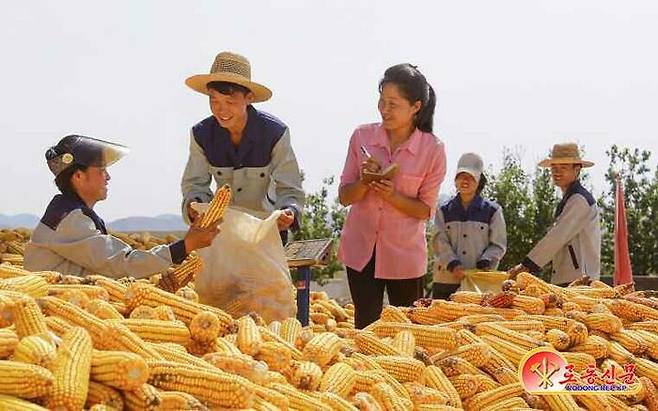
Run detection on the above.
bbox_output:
[24,135,220,283]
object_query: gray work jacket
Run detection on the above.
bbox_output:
[433,195,507,284]
[523,181,601,284]
[181,106,304,224]
[24,194,186,279]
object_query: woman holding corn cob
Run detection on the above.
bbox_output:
[432,152,507,300]
[181,52,304,241]
[338,63,447,329]
[24,135,220,281]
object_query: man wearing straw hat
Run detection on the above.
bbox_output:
[181,51,304,239]
[509,143,601,285]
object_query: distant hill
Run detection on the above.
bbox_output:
[0,213,187,232]
[0,214,40,229]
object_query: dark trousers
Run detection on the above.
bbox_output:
[347,253,424,329]
[432,283,461,300]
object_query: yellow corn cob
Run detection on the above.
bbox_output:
[267,320,281,335]
[85,275,126,302]
[480,397,529,411]
[432,342,492,368]
[85,381,124,410]
[368,368,412,400]
[123,383,162,411]
[90,349,149,390]
[474,322,545,350]
[0,360,54,398]
[488,320,546,333]
[152,305,176,321]
[488,367,518,385]
[310,391,358,411]
[253,341,291,372]
[107,318,191,345]
[607,340,637,364]
[288,360,323,390]
[403,382,449,405]
[573,394,612,411]
[0,275,48,298]
[129,305,158,319]
[546,328,571,351]
[57,289,91,309]
[13,334,56,369]
[370,322,458,351]
[447,374,479,399]
[280,317,302,346]
[268,382,332,410]
[479,334,527,366]
[627,320,658,334]
[610,329,647,355]
[0,328,19,359]
[456,328,485,345]
[318,362,357,397]
[86,299,123,320]
[264,370,288,386]
[514,314,576,332]
[636,357,658,387]
[236,316,262,356]
[633,330,658,360]
[373,355,425,383]
[561,352,597,373]
[146,360,254,408]
[48,284,109,301]
[159,253,203,293]
[415,407,466,411]
[352,392,384,411]
[567,321,590,347]
[381,305,412,323]
[38,296,107,344]
[392,330,416,357]
[421,365,462,408]
[451,291,484,305]
[0,262,29,279]
[100,322,163,360]
[481,347,517,374]
[175,286,199,302]
[199,184,232,227]
[436,356,489,378]
[355,330,402,356]
[47,327,93,411]
[109,301,128,316]
[158,390,208,410]
[203,352,268,384]
[473,374,502,393]
[352,369,387,394]
[640,377,658,411]
[371,382,414,411]
[511,295,545,314]
[302,332,343,366]
[258,325,303,360]
[124,282,233,332]
[45,315,73,337]
[542,394,582,411]
[583,312,623,334]
[463,382,525,411]
[0,394,48,411]
[0,292,17,328]
[344,352,383,372]
[248,384,289,410]
[209,336,242,356]
[186,311,218,344]
[150,342,216,371]
[570,335,609,359]
[251,396,280,411]
[562,301,582,312]
[311,311,331,325]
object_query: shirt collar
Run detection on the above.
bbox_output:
[372,124,422,155]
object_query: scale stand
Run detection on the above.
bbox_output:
[285,238,333,326]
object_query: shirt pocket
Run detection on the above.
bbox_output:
[210,166,234,189]
[242,166,271,201]
[396,174,423,198]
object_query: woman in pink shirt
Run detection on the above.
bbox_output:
[338,64,447,328]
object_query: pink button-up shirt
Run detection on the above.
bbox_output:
[338,123,447,280]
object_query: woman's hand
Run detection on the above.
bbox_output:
[359,158,381,182]
[369,179,395,199]
[184,218,221,254]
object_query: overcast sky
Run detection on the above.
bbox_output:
[1,1,656,220]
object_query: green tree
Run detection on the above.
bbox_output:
[293,176,346,283]
[598,145,658,275]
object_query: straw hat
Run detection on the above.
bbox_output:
[185,52,272,102]
[538,143,594,168]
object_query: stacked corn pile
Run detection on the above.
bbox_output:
[0,228,30,266]
[0,264,657,411]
